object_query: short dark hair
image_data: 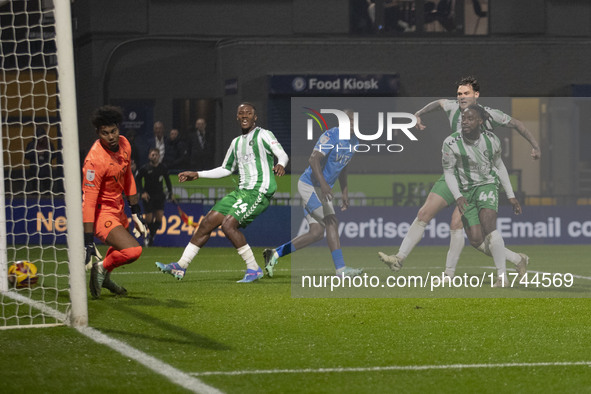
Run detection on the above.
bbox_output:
[91,105,123,129]
[238,102,257,113]
[464,103,488,121]
[456,76,480,93]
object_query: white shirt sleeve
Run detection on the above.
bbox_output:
[494,155,515,199]
[197,167,232,179]
[444,169,463,201]
[262,129,289,168]
[442,138,462,200]
[272,144,289,168]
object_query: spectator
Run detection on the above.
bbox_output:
[148,121,166,164]
[164,128,189,171]
[188,117,214,170]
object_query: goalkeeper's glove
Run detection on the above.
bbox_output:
[131,204,148,238]
[84,233,103,270]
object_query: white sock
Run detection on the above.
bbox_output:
[237,244,258,271]
[504,247,521,265]
[445,229,465,277]
[178,243,200,269]
[476,241,489,255]
[477,239,520,265]
[486,230,506,277]
[398,218,427,259]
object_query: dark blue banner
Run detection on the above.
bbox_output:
[7,200,291,248]
[269,74,400,96]
[7,200,591,247]
[292,206,591,246]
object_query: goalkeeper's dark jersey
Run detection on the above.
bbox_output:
[136,162,172,199]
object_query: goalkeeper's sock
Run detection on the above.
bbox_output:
[445,229,465,277]
[178,243,200,269]
[486,230,507,277]
[103,246,142,270]
[237,244,258,271]
[276,241,296,258]
[398,218,427,259]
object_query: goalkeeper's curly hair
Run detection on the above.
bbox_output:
[91,105,123,129]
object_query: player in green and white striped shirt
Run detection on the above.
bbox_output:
[442,104,522,287]
[379,76,534,279]
[156,102,289,283]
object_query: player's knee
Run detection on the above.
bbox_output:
[121,245,142,263]
[200,213,221,233]
[221,218,239,235]
[309,224,325,241]
[417,206,433,222]
[323,215,339,232]
[450,212,463,230]
[466,230,484,248]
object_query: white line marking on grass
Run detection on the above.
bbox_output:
[476,267,591,281]
[76,326,223,394]
[0,290,67,329]
[4,293,222,393]
[190,361,591,376]
[526,270,591,281]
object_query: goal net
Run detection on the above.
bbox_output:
[0,0,86,328]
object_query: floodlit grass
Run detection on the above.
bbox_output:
[2,245,591,393]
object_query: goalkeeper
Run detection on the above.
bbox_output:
[82,105,148,299]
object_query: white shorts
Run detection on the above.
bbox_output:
[298,179,335,225]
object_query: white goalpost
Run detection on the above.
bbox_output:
[0,0,87,328]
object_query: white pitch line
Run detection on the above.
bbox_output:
[3,293,223,393]
[116,266,591,281]
[525,269,591,281]
[77,326,223,394]
[190,361,591,376]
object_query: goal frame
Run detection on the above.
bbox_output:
[0,0,87,328]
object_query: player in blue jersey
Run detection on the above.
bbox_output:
[263,109,363,278]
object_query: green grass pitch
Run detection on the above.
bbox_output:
[2,244,591,393]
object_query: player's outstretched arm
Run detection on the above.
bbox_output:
[186,167,233,182]
[414,99,446,130]
[178,171,199,183]
[507,118,541,159]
